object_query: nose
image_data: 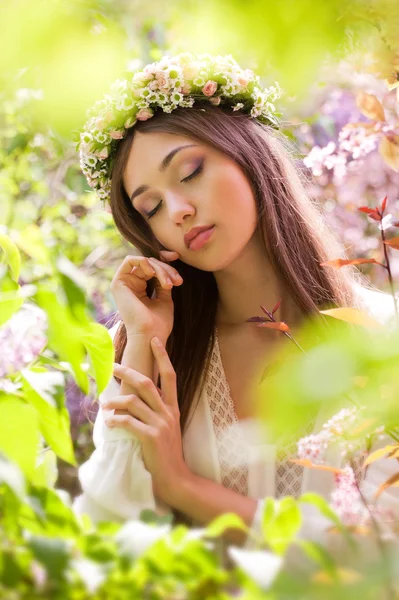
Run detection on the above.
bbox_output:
[165,192,196,224]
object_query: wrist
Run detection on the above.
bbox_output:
[125,330,168,346]
[166,467,197,510]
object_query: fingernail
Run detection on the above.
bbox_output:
[152,337,162,346]
[113,362,121,369]
[166,277,173,285]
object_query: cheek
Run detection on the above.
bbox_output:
[213,165,257,221]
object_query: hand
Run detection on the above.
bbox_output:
[102,337,190,505]
[110,249,183,344]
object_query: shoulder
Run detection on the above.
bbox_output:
[352,284,398,328]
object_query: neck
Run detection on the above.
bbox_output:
[213,230,302,331]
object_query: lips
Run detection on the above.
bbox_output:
[187,225,215,250]
[184,225,215,249]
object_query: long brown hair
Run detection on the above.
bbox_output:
[108,103,368,436]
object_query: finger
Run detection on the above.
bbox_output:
[103,412,148,440]
[138,257,157,279]
[102,394,156,425]
[115,255,149,278]
[150,337,178,409]
[111,256,156,294]
[112,364,163,412]
[149,258,183,286]
[147,258,174,289]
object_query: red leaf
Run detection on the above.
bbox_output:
[384,237,399,250]
[260,304,272,318]
[358,207,382,221]
[369,211,382,222]
[246,316,270,323]
[320,258,381,268]
[256,321,290,332]
[381,195,388,214]
[271,299,281,315]
[358,206,376,215]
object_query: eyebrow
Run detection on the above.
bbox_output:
[129,144,199,204]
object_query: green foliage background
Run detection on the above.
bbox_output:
[1,0,399,597]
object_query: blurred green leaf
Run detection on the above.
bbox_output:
[297,539,337,576]
[22,486,80,537]
[81,322,114,394]
[35,287,89,394]
[21,368,76,466]
[0,452,26,500]
[261,497,302,555]
[0,394,40,477]
[205,513,249,538]
[0,233,21,282]
[33,448,58,488]
[28,535,70,579]
[15,224,51,265]
[299,493,356,550]
[0,289,24,327]
[57,255,90,324]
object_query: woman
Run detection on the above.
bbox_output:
[73,53,398,549]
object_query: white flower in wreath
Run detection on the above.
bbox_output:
[85,156,98,168]
[116,94,135,111]
[193,76,206,87]
[94,132,109,144]
[81,132,93,144]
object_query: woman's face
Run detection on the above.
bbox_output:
[123,131,258,271]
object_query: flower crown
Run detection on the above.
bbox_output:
[78,52,282,203]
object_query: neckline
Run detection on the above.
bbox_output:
[214,326,240,424]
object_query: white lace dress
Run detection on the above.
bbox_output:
[73,287,399,549]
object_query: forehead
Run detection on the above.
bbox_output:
[124,131,198,183]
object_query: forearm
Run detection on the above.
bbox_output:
[120,334,156,395]
[170,472,259,546]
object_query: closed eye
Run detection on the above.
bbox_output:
[146,160,204,219]
[181,160,204,183]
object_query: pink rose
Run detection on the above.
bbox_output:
[202,80,218,97]
[209,96,221,106]
[155,73,168,89]
[238,76,249,87]
[95,147,109,160]
[109,130,125,139]
[143,65,155,78]
[149,80,159,91]
[136,108,154,121]
[182,83,191,95]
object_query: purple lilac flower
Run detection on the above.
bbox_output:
[331,465,369,526]
[294,70,399,284]
[297,407,360,464]
[0,304,47,379]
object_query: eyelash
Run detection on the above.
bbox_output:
[146,160,204,219]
